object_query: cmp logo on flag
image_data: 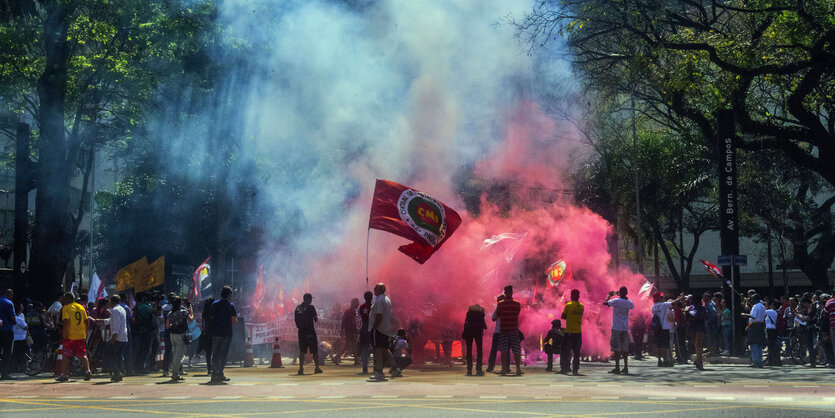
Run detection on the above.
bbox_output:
[397,189,447,247]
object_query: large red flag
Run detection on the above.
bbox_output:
[369,179,462,264]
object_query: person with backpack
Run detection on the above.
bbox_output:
[294,293,322,375]
[166,296,193,382]
[543,319,564,372]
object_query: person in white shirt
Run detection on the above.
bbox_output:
[392,329,412,373]
[764,300,782,366]
[651,293,682,367]
[369,283,396,380]
[12,303,28,374]
[95,295,128,382]
[744,294,766,368]
[604,286,634,375]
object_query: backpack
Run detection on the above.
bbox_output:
[650,313,663,333]
[169,309,188,334]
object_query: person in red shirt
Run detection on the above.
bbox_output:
[496,285,522,376]
[335,298,360,365]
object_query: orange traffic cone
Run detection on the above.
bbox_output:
[54,343,63,377]
[244,336,255,367]
[155,338,165,368]
[270,338,283,368]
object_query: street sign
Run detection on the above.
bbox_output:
[718,254,747,266]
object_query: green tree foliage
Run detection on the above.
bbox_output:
[0,0,219,300]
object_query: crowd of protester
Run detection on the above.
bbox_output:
[0,283,832,384]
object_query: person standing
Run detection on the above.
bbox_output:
[369,283,397,380]
[55,292,93,382]
[209,286,238,384]
[651,293,676,367]
[559,289,584,376]
[197,297,215,375]
[357,291,373,375]
[765,300,782,366]
[133,293,156,374]
[686,295,707,370]
[167,296,193,382]
[462,304,487,376]
[704,292,719,356]
[719,299,732,356]
[604,286,634,375]
[337,298,360,366]
[11,303,27,375]
[96,295,128,382]
[0,290,16,380]
[294,293,322,375]
[745,294,766,368]
[631,311,647,360]
[486,294,505,373]
[496,286,522,376]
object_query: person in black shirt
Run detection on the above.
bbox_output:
[543,320,564,372]
[294,293,322,375]
[208,286,237,384]
[462,304,487,376]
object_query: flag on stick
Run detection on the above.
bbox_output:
[136,256,165,292]
[369,179,463,264]
[545,259,571,287]
[115,257,150,292]
[638,280,654,300]
[700,259,735,289]
[192,257,211,300]
[90,273,107,300]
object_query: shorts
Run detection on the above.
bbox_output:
[654,329,670,349]
[298,333,318,354]
[61,339,87,358]
[610,330,629,352]
[497,331,521,354]
[371,329,390,349]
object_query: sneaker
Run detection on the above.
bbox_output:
[84,372,93,381]
[390,368,402,378]
[621,367,629,375]
[370,373,386,380]
[314,367,323,374]
[466,370,472,376]
[110,375,123,382]
[485,367,494,373]
[556,369,568,375]
[55,375,69,382]
[657,359,663,367]
[476,369,484,376]
[162,371,169,377]
[297,369,304,375]
[572,370,579,376]
[515,369,523,376]
[608,368,621,374]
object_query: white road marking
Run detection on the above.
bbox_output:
[649,397,676,400]
[480,395,507,399]
[59,396,88,399]
[743,385,768,388]
[793,385,820,388]
[590,396,619,400]
[371,395,399,399]
[276,383,298,386]
[764,397,793,402]
[318,395,347,399]
[110,396,138,399]
[535,396,562,399]
[163,396,190,399]
[426,395,453,398]
[268,396,295,399]
[706,396,735,401]
[320,382,345,386]
[694,385,718,388]
[12,396,38,398]
[213,396,242,400]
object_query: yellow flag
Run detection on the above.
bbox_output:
[115,257,150,292]
[136,256,165,293]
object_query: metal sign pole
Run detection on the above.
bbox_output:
[730,257,736,356]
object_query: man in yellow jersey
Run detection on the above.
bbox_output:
[559,289,584,376]
[55,293,92,382]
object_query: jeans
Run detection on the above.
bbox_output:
[631,329,645,359]
[750,343,763,367]
[0,330,13,376]
[211,336,232,377]
[560,332,582,372]
[464,335,483,372]
[801,327,816,366]
[170,333,187,377]
[487,333,499,370]
[12,340,27,371]
[108,341,126,376]
[134,332,153,372]
[675,328,688,363]
[691,331,704,365]
[721,325,731,353]
[358,330,371,371]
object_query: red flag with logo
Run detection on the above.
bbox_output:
[369,179,462,264]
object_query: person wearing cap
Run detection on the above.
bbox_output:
[744,294,766,368]
[294,293,322,375]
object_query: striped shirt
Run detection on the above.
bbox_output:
[496,299,521,332]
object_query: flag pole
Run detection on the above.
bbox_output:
[365,228,371,291]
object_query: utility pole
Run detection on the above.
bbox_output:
[89,145,95,290]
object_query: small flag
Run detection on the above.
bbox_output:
[480,232,527,263]
[700,259,734,289]
[369,179,463,264]
[546,259,571,287]
[638,280,654,300]
[192,257,211,300]
[90,273,107,300]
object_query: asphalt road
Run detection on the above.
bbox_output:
[1,357,833,417]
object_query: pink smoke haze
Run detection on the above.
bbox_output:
[276,100,654,360]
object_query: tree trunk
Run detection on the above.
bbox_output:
[29,1,74,303]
